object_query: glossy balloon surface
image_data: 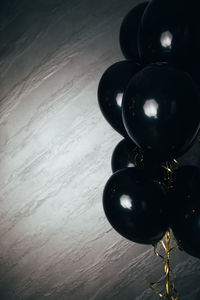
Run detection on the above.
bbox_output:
[111,139,137,172]
[111,138,164,180]
[138,0,193,65]
[98,61,141,137]
[188,67,200,97]
[170,166,200,259]
[120,2,148,61]
[103,168,168,244]
[122,63,200,161]
[190,2,200,66]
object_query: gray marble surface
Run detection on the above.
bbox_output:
[0,0,200,299]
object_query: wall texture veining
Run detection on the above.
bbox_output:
[0,0,200,299]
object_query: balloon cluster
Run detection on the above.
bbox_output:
[98,0,200,260]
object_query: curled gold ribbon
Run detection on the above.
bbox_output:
[161,160,179,189]
[133,152,180,299]
[150,230,179,300]
[150,161,179,299]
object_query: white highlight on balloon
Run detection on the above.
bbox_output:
[116,92,123,107]
[127,162,135,167]
[143,99,159,119]
[120,194,133,210]
[160,30,173,49]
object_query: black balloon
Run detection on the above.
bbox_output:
[122,63,200,162]
[188,67,200,97]
[98,61,141,137]
[119,2,148,61]
[111,139,137,172]
[190,2,200,67]
[170,166,200,259]
[111,138,164,180]
[103,168,168,244]
[138,0,193,65]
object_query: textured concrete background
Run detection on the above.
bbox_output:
[0,0,200,299]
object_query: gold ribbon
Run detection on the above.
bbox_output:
[132,150,180,298]
[150,231,179,300]
[161,160,179,189]
[150,161,179,299]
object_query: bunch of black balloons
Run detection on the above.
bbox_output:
[98,0,200,259]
